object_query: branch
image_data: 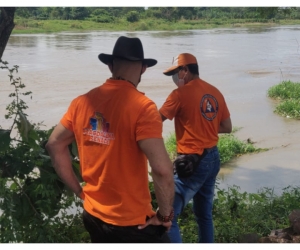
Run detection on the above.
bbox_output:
[6,171,42,218]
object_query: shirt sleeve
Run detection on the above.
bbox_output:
[60,97,79,132]
[220,97,231,121]
[159,90,180,121]
[136,101,163,141]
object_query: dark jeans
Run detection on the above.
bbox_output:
[82,210,170,243]
[168,146,220,243]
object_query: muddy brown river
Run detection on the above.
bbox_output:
[1,26,300,194]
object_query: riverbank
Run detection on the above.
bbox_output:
[12,18,300,34]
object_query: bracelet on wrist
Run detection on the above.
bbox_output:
[156,209,174,223]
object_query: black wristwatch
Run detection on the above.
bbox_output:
[156,209,175,223]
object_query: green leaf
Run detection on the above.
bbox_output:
[10,182,18,191]
[17,111,33,141]
[250,193,264,202]
[0,129,11,151]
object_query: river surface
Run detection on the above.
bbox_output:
[1,26,300,195]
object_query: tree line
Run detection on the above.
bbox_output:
[14,7,300,23]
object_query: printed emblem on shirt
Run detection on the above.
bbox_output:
[83,112,115,145]
[200,94,219,121]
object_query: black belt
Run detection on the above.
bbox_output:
[177,146,217,157]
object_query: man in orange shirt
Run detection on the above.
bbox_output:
[46,36,174,243]
[159,53,232,243]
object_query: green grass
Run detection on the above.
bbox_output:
[179,185,300,243]
[268,80,300,119]
[164,128,267,164]
[164,133,177,161]
[268,80,300,99]
[11,18,300,34]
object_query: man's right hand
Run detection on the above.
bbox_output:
[138,214,172,231]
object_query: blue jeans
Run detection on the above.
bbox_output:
[168,146,220,243]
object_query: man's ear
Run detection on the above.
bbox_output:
[108,63,113,73]
[141,64,147,74]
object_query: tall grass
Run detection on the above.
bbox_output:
[164,128,266,164]
[268,80,300,119]
[268,80,300,99]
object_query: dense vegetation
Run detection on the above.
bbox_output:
[180,185,300,243]
[268,81,300,119]
[0,60,89,242]
[9,7,300,33]
[14,7,300,21]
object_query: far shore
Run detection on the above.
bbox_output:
[11,18,300,34]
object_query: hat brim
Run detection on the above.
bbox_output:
[98,54,157,68]
[163,65,181,76]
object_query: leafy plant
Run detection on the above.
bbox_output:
[0,60,88,243]
[176,185,300,243]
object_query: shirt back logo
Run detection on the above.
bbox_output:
[200,94,218,121]
[83,112,115,145]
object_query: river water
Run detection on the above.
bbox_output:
[1,26,300,195]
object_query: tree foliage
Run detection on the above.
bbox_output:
[12,7,300,22]
[126,11,140,23]
[0,60,88,243]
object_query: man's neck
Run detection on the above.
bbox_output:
[110,76,136,87]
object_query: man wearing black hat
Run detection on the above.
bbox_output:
[46,36,175,243]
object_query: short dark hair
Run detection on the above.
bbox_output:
[186,64,199,75]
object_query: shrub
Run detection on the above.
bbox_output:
[0,60,87,243]
[126,11,139,23]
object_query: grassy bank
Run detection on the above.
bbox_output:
[12,18,300,34]
[164,127,267,164]
[268,80,300,119]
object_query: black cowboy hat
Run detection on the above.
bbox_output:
[98,36,157,67]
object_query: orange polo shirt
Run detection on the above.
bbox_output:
[159,78,230,155]
[60,79,162,226]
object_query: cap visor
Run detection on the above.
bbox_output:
[163,65,180,76]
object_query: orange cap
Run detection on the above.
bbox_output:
[163,53,197,76]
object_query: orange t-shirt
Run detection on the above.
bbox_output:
[159,78,230,155]
[60,79,162,226]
